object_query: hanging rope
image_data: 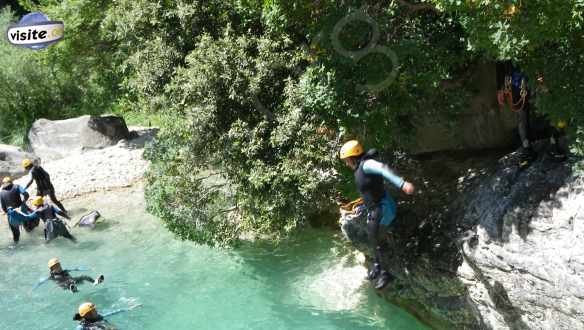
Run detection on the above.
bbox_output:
[503,75,527,113]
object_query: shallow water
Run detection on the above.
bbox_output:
[0,186,427,330]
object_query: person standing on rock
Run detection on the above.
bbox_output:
[339,140,415,290]
[0,176,37,243]
[496,62,537,169]
[22,159,68,214]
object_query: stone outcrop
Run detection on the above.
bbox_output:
[0,144,39,178]
[410,62,518,154]
[28,115,130,161]
[340,143,583,329]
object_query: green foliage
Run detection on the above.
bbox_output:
[138,1,472,245]
[0,1,115,145]
[433,0,584,122]
[5,0,584,245]
[144,31,340,245]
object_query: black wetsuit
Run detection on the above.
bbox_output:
[354,150,402,286]
[28,165,67,213]
[34,205,75,241]
[77,316,116,330]
[0,183,35,242]
[50,270,95,292]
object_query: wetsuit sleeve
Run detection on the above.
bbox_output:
[7,208,29,224]
[18,185,29,202]
[20,210,38,221]
[102,308,129,318]
[0,194,7,213]
[362,159,405,189]
[66,267,89,272]
[32,276,50,290]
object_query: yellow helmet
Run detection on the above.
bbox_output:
[22,159,33,169]
[557,120,567,129]
[32,196,44,207]
[48,258,60,269]
[78,302,96,317]
[339,140,364,159]
[2,177,12,184]
[504,4,518,16]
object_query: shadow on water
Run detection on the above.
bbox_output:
[235,229,429,330]
[0,185,429,330]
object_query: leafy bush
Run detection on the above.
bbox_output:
[144,32,340,245]
[0,6,113,145]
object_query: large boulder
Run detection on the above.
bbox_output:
[456,146,583,330]
[29,115,130,161]
[339,144,583,329]
[0,144,39,179]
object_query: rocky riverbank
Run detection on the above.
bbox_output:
[14,127,155,199]
[0,115,156,200]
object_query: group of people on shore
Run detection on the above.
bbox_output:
[2,159,141,329]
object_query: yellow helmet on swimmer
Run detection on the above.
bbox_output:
[22,159,33,169]
[339,140,364,159]
[78,302,96,317]
[48,258,60,269]
[32,196,44,207]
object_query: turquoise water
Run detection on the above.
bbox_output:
[0,186,427,330]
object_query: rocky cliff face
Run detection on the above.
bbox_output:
[410,62,518,154]
[340,144,583,329]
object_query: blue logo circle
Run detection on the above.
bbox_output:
[6,12,64,50]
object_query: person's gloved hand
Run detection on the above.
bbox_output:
[93,275,104,286]
[402,182,415,195]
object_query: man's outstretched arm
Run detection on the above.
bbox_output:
[362,159,414,194]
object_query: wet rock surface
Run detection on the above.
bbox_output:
[340,144,583,329]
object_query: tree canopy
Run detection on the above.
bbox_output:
[3,0,583,245]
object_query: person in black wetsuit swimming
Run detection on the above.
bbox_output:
[73,302,142,330]
[33,258,104,293]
